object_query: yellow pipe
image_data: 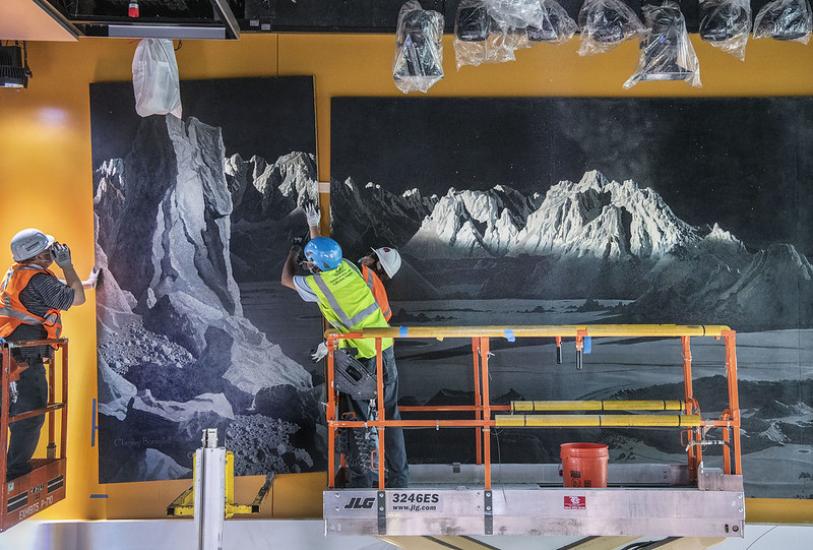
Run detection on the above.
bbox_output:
[511,400,685,412]
[325,324,731,339]
[496,414,702,428]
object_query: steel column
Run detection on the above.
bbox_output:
[375,338,385,490]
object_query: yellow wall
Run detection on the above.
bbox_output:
[1,33,813,524]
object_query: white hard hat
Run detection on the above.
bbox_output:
[372,247,402,279]
[11,228,55,262]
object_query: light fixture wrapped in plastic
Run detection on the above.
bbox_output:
[753,0,813,44]
[487,0,545,28]
[132,38,182,118]
[393,0,445,93]
[624,1,700,89]
[527,0,579,43]
[454,0,531,69]
[578,0,645,55]
[698,0,752,61]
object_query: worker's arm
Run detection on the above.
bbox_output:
[52,244,86,306]
[304,203,321,239]
[280,247,300,290]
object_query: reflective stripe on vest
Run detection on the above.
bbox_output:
[312,272,381,331]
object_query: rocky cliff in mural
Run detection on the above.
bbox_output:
[94,115,319,482]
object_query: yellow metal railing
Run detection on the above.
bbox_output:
[496,414,704,428]
[511,400,686,412]
[325,324,733,340]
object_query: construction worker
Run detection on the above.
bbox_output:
[303,203,402,320]
[0,229,91,481]
[281,205,409,488]
[358,247,401,322]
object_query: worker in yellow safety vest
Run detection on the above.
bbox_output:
[0,229,94,481]
[280,203,409,488]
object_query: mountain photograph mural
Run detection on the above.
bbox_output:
[331,97,813,498]
[91,78,324,483]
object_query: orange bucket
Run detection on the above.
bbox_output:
[560,443,609,488]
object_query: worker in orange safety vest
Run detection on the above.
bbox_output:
[0,228,95,481]
[358,247,401,322]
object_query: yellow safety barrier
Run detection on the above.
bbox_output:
[511,400,685,412]
[495,414,703,428]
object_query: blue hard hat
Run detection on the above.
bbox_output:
[304,237,343,271]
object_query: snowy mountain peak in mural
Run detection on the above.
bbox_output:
[331,168,813,328]
[405,170,700,260]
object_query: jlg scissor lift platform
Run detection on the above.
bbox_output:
[0,339,68,533]
[323,324,745,538]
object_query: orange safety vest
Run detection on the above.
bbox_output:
[361,264,392,321]
[0,264,63,342]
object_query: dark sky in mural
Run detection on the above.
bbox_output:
[91,77,316,170]
[332,97,813,254]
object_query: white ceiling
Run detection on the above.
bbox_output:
[0,0,79,42]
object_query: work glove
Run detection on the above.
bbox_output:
[304,202,321,227]
[84,267,101,289]
[311,341,328,363]
[51,243,73,268]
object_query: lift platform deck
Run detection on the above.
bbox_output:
[1,339,69,533]
[322,325,745,538]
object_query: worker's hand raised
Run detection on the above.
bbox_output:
[51,243,73,268]
[311,342,329,363]
[304,202,321,228]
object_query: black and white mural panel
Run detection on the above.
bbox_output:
[91,77,324,483]
[331,97,813,498]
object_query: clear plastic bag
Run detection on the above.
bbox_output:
[624,1,700,88]
[454,0,531,68]
[698,0,752,61]
[527,0,579,43]
[132,38,182,119]
[487,0,545,28]
[393,0,445,93]
[578,0,646,55]
[753,0,813,44]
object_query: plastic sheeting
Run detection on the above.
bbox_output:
[132,39,182,119]
[578,0,645,55]
[699,0,752,61]
[624,1,701,88]
[393,0,445,93]
[455,0,534,68]
[528,0,579,43]
[753,0,813,44]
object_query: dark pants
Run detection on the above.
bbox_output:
[346,346,409,488]
[5,363,47,480]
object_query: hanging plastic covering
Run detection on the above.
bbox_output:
[454,0,537,68]
[393,0,445,93]
[488,0,546,28]
[698,0,752,61]
[624,1,701,89]
[578,0,646,55]
[527,0,579,43]
[753,0,813,44]
[132,38,182,118]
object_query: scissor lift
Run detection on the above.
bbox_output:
[323,324,745,538]
[0,339,68,533]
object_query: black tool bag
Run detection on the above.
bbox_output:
[334,348,378,400]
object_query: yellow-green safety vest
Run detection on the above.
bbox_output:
[304,260,392,359]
